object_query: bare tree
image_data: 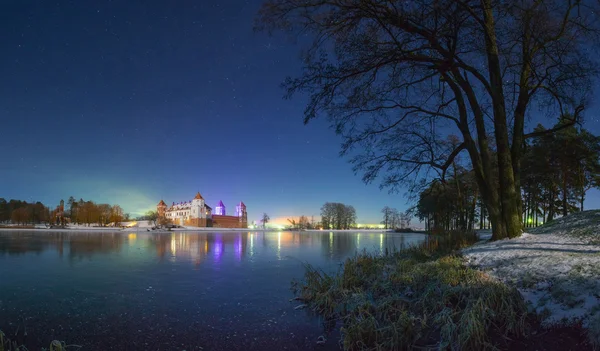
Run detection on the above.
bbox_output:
[381,206,393,229]
[146,210,158,227]
[298,215,310,229]
[287,217,297,229]
[403,211,412,229]
[390,208,400,229]
[261,213,270,229]
[257,0,599,240]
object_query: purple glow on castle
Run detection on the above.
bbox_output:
[215,200,226,216]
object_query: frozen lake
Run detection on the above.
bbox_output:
[0,230,425,350]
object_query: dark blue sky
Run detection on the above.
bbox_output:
[2,0,600,224]
[0,0,415,223]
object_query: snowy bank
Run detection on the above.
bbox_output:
[0,225,122,232]
[463,211,600,344]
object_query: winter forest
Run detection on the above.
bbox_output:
[415,119,600,233]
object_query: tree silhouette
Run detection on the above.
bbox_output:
[261,213,270,229]
[257,0,598,240]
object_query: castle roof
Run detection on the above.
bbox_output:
[239,201,246,208]
[194,192,204,200]
[217,200,225,207]
[157,200,167,206]
[205,204,212,210]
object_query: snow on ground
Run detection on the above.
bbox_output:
[463,211,600,341]
[304,229,394,233]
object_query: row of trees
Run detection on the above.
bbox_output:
[0,197,128,227]
[522,122,600,225]
[414,122,600,233]
[381,207,411,230]
[0,199,51,225]
[321,202,357,230]
[258,204,357,230]
[66,197,127,226]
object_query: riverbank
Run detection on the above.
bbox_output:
[463,210,600,347]
[294,222,598,350]
[292,231,532,350]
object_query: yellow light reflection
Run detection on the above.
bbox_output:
[128,233,137,241]
[170,233,177,256]
[277,232,282,259]
[329,232,333,256]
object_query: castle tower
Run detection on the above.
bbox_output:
[157,200,167,217]
[191,192,205,219]
[235,202,247,224]
[215,200,226,215]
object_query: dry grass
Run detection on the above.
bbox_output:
[292,232,529,350]
[0,330,78,351]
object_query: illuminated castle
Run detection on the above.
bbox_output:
[157,192,247,228]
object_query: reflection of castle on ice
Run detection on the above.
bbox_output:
[157,192,247,228]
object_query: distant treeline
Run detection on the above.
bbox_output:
[0,199,50,225]
[0,196,129,226]
[64,196,128,226]
[283,202,358,230]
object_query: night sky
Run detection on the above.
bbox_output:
[2,1,600,224]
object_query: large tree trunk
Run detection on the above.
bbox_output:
[479,201,484,230]
[547,189,555,222]
[481,0,522,240]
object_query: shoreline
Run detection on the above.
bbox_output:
[293,220,599,350]
[0,227,409,233]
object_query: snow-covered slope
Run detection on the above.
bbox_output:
[463,212,600,344]
[528,210,600,244]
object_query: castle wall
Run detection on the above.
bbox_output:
[212,215,247,229]
[184,218,208,227]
